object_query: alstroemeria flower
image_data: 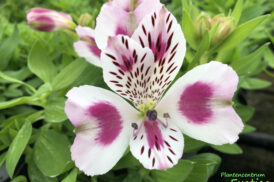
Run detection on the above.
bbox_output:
[73,0,162,67]
[65,7,243,176]
[27,8,76,32]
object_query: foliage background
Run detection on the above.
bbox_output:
[0,0,273,181]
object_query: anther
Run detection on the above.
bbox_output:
[146,110,157,121]
[163,113,170,118]
[131,123,138,130]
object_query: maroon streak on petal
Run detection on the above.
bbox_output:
[144,120,164,150]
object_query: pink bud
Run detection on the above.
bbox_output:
[27,8,76,32]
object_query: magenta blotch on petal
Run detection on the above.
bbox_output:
[89,102,123,145]
[179,82,213,124]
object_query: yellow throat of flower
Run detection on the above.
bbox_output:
[138,99,155,117]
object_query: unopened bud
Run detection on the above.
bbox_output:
[194,12,211,39]
[27,8,76,32]
[78,13,92,26]
[211,14,236,45]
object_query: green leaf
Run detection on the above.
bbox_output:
[0,25,20,70]
[0,96,40,110]
[241,124,256,134]
[45,98,67,123]
[151,160,194,182]
[51,59,89,91]
[28,158,58,182]
[231,43,269,76]
[231,0,243,25]
[28,42,57,83]
[11,175,27,182]
[211,144,243,154]
[34,129,71,177]
[240,77,271,90]
[123,170,141,182]
[113,152,141,170]
[189,31,210,69]
[264,47,274,68]
[184,153,221,182]
[0,71,36,93]
[216,15,269,51]
[184,135,206,153]
[182,9,197,50]
[234,104,254,123]
[6,121,32,178]
[61,168,78,182]
[0,151,7,167]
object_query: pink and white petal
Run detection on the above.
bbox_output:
[132,7,186,103]
[65,85,139,176]
[130,120,184,170]
[134,0,162,20]
[156,61,243,145]
[75,26,95,39]
[73,40,101,67]
[95,3,130,49]
[101,35,155,106]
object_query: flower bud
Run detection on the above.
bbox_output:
[211,14,236,45]
[194,12,211,39]
[78,13,93,26]
[27,8,76,32]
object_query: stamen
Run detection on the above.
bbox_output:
[131,123,138,130]
[163,113,170,118]
[146,110,157,121]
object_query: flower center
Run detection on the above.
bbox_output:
[138,99,155,116]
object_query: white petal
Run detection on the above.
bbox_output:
[73,40,101,67]
[101,35,155,107]
[94,0,162,49]
[65,85,139,176]
[130,120,184,170]
[156,61,244,145]
[132,7,186,103]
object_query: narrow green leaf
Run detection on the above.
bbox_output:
[45,98,67,123]
[241,124,256,134]
[6,121,32,178]
[182,0,190,12]
[211,144,243,154]
[52,59,88,91]
[28,42,57,83]
[0,71,36,93]
[151,160,194,182]
[34,130,71,177]
[61,168,78,182]
[0,151,7,167]
[182,9,197,50]
[233,104,254,123]
[264,47,274,68]
[217,15,269,51]
[240,77,271,90]
[0,25,20,70]
[231,0,243,25]
[189,31,210,69]
[0,96,39,110]
[231,43,269,76]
